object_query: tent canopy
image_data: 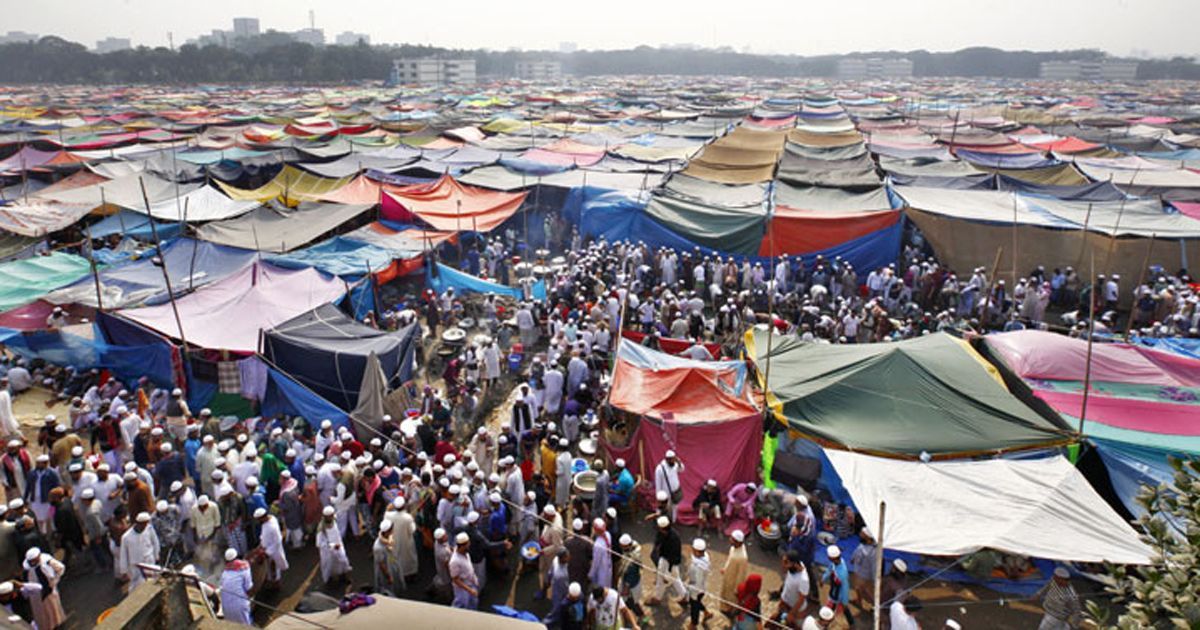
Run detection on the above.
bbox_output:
[0,252,95,312]
[825,449,1152,564]
[195,201,373,253]
[381,175,527,232]
[263,303,417,410]
[609,340,758,424]
[749,330,1072,456]
[117,262,346,353]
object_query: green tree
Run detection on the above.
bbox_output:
[1087,458,1200,629]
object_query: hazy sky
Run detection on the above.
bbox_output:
[7,0,1198,57]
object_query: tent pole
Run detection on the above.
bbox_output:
[872,501,887,630]
[1078,251,1096,438]
[140,176,190,354]
[83,216,104,312]
[1010,196,1018,288]
[1123,234,1156,340]
[1102,170,1136,277]
[978,247,1003,331]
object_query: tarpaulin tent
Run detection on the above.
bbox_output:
[680,126,786,184]
[261,367,350,431]
[37,173,197,209]
[342,222,456,256]
[195,201,373,253]
[0,200,94,237]
[267,236,413,281]
[126,185,260,222]
[215,165,356,204]
[825,449,1152,564]
[262,303,417,410]
[381,175,527,232]
[88,208,184,241]
[748,329,1073,457]
[604,340,761,524]
[427,262,547,301]
[0,252,95,312]
[45,238,256,309]
[643,194,767,257]
[117,262,346,353]
[984,330,1200,454]
[264,593,544,630]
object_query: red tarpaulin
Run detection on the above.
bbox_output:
[609,354,759,425]
[381,175,527,232]
[620,330,721,358]
[759,208,899,257]
[603,415,762,525]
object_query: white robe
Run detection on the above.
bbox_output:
[0,390,16,437]
[542,370,564,415]
[119,526,161,591]
[220,561,254,625]
[316,521,351,583]
[259,515,288,580]
[483,345,501,380]
[387,509,419,577]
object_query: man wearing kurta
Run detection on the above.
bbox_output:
[720,530,750,615]
[256,508,288,584]
[118,512,160,592]
[22,548,65,630]
[219,548,254,625]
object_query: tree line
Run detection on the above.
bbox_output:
[0,36,1196,83]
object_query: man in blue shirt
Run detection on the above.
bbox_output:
[609,459,635,508]
[825,544,853,627]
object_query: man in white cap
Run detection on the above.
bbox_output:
[316,505,351,584]
[0,378,17,438]
[195,434,218,497]
[824,544,853,626]
[647,515,686,606]
[192,494,220,555]
[79,488,109,570]
[118,512,160,591]
[801,605,836,629]
[653,450,684,520]
[432,528,452,599]
[890,595,924,630]
[1035,566,1081,629]
[256,506,287,585]
[720,529,749,616]
[21,547,65,630]
[219,548,253,625]
[554,438,573,509]
[0,439,31,503]
[25,454,60,536]
[385,496,418,586]
[450,531,479,609]
[538,504,565,597]
[589,518,613,589]
[165,388,191,442]
[467,427,496,475]
[374,518,398,595]
[684,538,712,629]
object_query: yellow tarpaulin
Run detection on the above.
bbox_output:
[215,165,354,205]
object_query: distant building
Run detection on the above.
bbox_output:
[335,31,370,46]
[95,37,132,53]
[559,41,577,53]
[515,60,563,80]
[190,29,231,47]
[0,31,38,44]
[292,28,325,46]
[232,17,260,38]
[1039,60,1139,81]
[836,57,913,79]
[391,58,476,86]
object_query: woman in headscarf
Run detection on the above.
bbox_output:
[732,573,763,630]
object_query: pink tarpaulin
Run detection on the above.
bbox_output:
[1174,202,1200,221]
[986,330,1200,388]
[1034,391,1200,436]
[117,262,345,352]
[603,414,762,525]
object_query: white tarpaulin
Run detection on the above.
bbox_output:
[824,450,1153,564]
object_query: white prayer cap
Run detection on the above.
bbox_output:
[434,528,447,540]
[455,532,470,545]
[8,499,24,509]
[467,511,480,524]
[170,481,183,493]
[68,463,83,473]
[571,518,583,531]
[285,448,296,458]
[254,508,267,519]
[202,435,215,444]
[197,496,210,506]
[619,534,632,546]
[392,497,406,510]
[97,463,110,472]
[321,420,332,430]
[819,607,835,621]
[24,548,39,562]
[160,442,172,453]
[124,472,138,481]
[156,500,168,512]
[55,424,66,434]
[732,530,745,543]
[136,511,151,523]
[692,538,706,552]
[323,506,335,517]
[568,582,582,597]
[614,458,625,468]
[5,440,19,448]
[827,545,841,559]
[945,621,962,630]
[489,492,502,503]
[225,548,238,562]
[81,488,95,499]
[664,450,676,458]
[655,490,667,502]
[0,581,13,595]
[797,494,809,507]
[543,504,556,515]
[246,476,258,487]
[35,454,49,463]
[380,519,393,532]
[150,427,163,436]
[656,515,670,528]
[71,446,83,457]
[171,388,183,396]
[1054,566,1070,579]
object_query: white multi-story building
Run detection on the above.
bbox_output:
[515,60,563,80]
[836,57,913,79]
[1039,60,1139,81]
[292,28,325,46]
[0,31,38,44]
[391,58,476,85]
[335,31,371,46]
[232,18,260,38]
[95,37,132,53]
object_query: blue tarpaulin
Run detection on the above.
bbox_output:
[427,262,547,301]
[1136,337,1200,360]
[89,209,184,241]
[261,367,350,430]
[1091,438,1185,532]
[267,236,398,277]
[0,325,174,387]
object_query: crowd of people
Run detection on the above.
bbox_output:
[0,225,1137,630]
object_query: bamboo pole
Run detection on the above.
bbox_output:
[140,177,189,352]
[872,502,887,630]
[1078,251,1097,437]
[1123,234,1156,340]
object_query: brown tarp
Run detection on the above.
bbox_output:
[787,128,863,147]
[983,163,1089,187]
[905,207,1200,307]
[680,126,786,184]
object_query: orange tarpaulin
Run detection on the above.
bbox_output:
[381,175,527,232]
[759,207,900,257]
[609,342,758,424]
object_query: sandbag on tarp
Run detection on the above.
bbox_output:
[825,449,1152,564]
[748,329,1073,456]
[262,303,417,410]
[427,262,547,301]
[0,252,95,312]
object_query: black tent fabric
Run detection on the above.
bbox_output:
[262,304,417,410]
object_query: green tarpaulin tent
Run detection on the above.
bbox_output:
[0,252,95,312]
[747,329,1072,457]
